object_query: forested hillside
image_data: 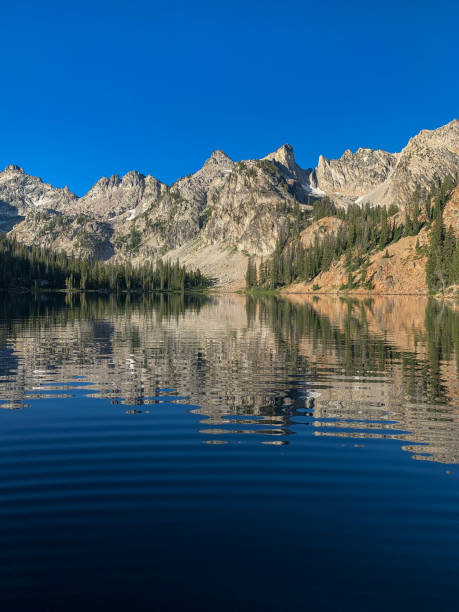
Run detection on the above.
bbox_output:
[247,176,459,293]
[0,236,208,292]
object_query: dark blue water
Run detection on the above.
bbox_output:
[0,293,458,611]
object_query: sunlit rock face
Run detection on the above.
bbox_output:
[313,120,459,208]
[359,119,459,208]
[132,149,236,252]
[200,157,303,256]
[76,171,167,221]
[315,148,398,198]
[0,164,77,231]
[9,210,115,260]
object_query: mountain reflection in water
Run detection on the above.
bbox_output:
[1,292,459,612]
[0,292,458,463]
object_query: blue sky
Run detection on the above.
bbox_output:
[0,0,457,195]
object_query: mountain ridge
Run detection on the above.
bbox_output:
[2,119,458,287]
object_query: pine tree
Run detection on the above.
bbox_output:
[65,274,74,291]
[443,226,457,286]
[245,256,257,288]
[379,209,389,250]
[426,211,446,291]
[452,242,459,285]
[293,198,301,235]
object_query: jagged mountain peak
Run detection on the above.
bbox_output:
[261,143,318,202]
[119,170,147,188]
[405,117,459,149]
[2,164,25,175]
[167,150,234,210]
[75,168,166,221]
[123,169,144,178]
[207,150,233,165]
[358,119,459,208]
[0,164,77,232]
[327,146,394,161]
[172,150,234,187]
[91,175,121,190]
[85,170,153,195]
[314,120,458,204]
[193,150,234,179]
[315,146,399,199]
[418,117,458,134]
[263,143,296,170]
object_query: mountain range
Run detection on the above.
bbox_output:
[1,119,458,287]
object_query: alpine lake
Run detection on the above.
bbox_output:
[0,292,458,611]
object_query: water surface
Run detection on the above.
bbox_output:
[0,293,458,611]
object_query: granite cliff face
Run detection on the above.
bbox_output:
[263,144,320,201]
[200,156,304,255]
[76,170,167,222]
[0,164,77,231]
[2,119,459,283]
[361,119,459,207]
[10,210,115,260]
[314,148,398,198]
[107,148,307,260]
[313,120,459,208]
[134,149,236,252]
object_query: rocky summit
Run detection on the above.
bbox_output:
[2,119,459,286]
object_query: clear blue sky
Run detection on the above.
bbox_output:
[0,0,457,195]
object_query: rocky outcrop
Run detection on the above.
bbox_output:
[300,216,343,248]
[362,119,459,208]
[121,149,309,258]
[138,149,235,250]
[315,148,398,197]
[263,144,320,201]
[76,170,167,222]
[200,158,304,256]
[10,210,114,260]
[313,120,459,209]
[0,164,77,231]
[444,184,459,236]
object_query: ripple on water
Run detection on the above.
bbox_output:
[0,293,458,610]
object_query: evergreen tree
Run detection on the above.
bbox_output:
[426,211,446,291]
[379,209,389,250]
[245,256,257,288]
[443,226,457,286]
[452,242,459,285]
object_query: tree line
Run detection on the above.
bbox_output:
[0,235,208,292]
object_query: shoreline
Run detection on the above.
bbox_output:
[2,287,458,302]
